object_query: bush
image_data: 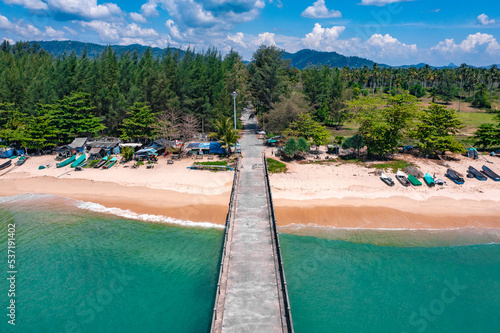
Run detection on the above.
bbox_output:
[297,137,309,153]
[283,138,297,158]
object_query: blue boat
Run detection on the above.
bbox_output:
[482,165,500,181]
[446,169,464,185]
[423,173,435,187]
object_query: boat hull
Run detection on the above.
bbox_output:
[482,166,500,181]
[56,155,76,168]
[424,173,435,187]
[468,166,487,181]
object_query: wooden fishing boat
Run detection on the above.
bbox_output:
[94,156,108,168]
[407,174,422,186]
[467,166,487,181]
[0,159,12,171]
[56,155,75,168]
[70,154,86,168]
[424,173,435,187]
[482,165,500,181]
[446,169,465,185]
[102,156,117,169]
[15,156,28,166]
[395,171,411,187]
[380,173,395,187]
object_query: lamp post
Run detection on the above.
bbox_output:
[230,91,238,131]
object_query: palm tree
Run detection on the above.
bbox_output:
[211,117,240,155]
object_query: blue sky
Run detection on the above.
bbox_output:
[0,0,499,66]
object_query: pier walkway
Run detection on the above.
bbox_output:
[211,110,293,333]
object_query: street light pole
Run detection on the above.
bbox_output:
[230,91,238,131]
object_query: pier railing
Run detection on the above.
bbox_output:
[263,155,294,333]
[210,157,240,333]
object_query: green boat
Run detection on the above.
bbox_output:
[56,155,75,168]
[424,173,435,187]
[71,154,86,168]
[407,174,422,186]
[102,156,117,169]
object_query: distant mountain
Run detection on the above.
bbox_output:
[30,40,181,58]
[282,49,387,69]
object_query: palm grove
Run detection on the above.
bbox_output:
[0,41,499,157]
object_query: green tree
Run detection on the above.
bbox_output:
[284,113,330,146]
[342,134,365,157]
[297,137,309,153]
[411,104,464,156]
[409,84,425,98]
[351,94,418,158]
[24,112,59,153]
[248,45,288,114]
[474,123,500,149]
[121,146,135,161]
[120,102,156,141]
[283,138,298,158]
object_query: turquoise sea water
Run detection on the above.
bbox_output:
[280,230,500,333]
[0,195,223,333]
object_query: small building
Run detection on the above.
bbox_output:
[327,145,340,155]
[87,138,122,158]
[134,147,157,160]
[68,137,88,153]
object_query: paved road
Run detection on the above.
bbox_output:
[220,110,284,332]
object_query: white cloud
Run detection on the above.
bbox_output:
[432,33,500,55]
[141,0,159,17]
[45,0,122,20]
[3,0,48,11]
[122,23,158,38]
[302,23,345,48]
[81,20,120,42]
[227,32,246,47]
[165,19,183,40]
[477,14,496,26]
[130,12,147,23]
[2,37,15,44]
[64,26,78,35]
[0,14,13,30]
[360,0,413,6]
[44,26,65,39]
[252,32,275,46]
[301,0,341,19]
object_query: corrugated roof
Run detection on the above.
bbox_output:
[71,137,87,148]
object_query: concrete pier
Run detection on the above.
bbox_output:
[211,110,292,333]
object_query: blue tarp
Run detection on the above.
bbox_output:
[0,148,15,158]
[16,149,25,156]
[187,143,200,149]
[209,142,226,155]
[199,143,210,150]
[136,148,156,155]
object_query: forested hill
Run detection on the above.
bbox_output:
[283,49,385,69]
[30,40,181,58]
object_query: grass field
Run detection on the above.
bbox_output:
[193,161,228,166]
[266,158,287,173]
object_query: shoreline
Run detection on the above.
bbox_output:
[0,175,498,231]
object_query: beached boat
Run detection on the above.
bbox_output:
[395,171,411,187]
[380,173,395,187]
[424,173,435,187]
[15,156,28,166]
[468,166,487,181]
[70,154,86,168]
[446,169,465,185]
[0,159,12,171]
[407,174,422,186]
[94,156,108,168]
[482,165,500,181]
[56,155,75,168]
[102,156,117,169]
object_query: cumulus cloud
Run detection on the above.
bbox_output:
[432,33,500,56]
[252,32,275,46]
[227,32,246,47]
[130,12,147,23]
[2,37,15,44]
[360,0,413,6]
[301,0,341,19]
[82,20,159,43]
[0,14,13,30]
[302,23,345,48]
[477,14,496,26]
[141,0,159,17]
[44,26,65,39]
[3,0,48,11]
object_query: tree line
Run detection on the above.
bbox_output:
[0,41,499,156]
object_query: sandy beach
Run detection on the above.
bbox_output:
[1,150,500,230]
[0,155,233,225]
